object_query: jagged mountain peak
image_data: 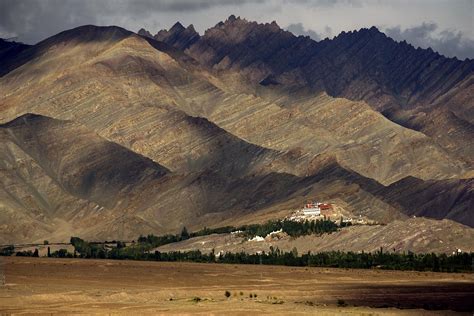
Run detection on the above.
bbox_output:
[187,24,197,33]
[227,14,238,22]
[137,28,153,38]
[334,26,387,42]
[154,21,200,50]
[170,21,186,33]
[211,15,286,35]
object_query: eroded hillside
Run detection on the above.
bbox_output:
[0,21,472,244]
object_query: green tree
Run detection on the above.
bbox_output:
[180,227,189,240]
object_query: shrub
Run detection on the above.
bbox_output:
[0,245,14,256]
[337,299,347,307]
[225,291,231,298]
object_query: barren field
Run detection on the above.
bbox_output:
[0,257,473,314]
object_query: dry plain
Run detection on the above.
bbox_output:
[0,257,473,315]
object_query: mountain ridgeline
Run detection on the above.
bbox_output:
[0,17,472,245]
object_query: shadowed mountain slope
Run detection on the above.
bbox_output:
[1,25,466,185]
[150,16,474,163]
[378,176,474,227]
[0,39,30,75]
[0,23,473,243]
[0,113,405,242]
[1,114,169,207]
[153,16,473,113]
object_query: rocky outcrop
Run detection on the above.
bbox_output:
[154,22,200,51]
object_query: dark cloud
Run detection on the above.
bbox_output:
[0,0,99,43]
[0,0,264,44]
[123,0,265,13]
[283,0,362,7]
[286,23,333,41]
[384,22,474,60]
[0,0,472,60]
[286,23,321,41]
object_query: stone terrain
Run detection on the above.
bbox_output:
[0,19,472,247]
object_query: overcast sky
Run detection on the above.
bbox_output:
[0,0,473,59]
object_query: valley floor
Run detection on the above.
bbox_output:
[0,257,472,314]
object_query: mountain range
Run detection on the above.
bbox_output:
[0,16,472,248]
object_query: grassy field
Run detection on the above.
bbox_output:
[0,257,473,314]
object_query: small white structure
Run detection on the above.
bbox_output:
[266,229,283,237]
[249,236,264,242]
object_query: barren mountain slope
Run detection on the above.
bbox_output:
[0,138,100,244]
[150,16,474,164]
[0,113,413,242]
[0,113,174,243]
[378,176,474,227]
[1,112,471,246]
[151,17,473,113]
[0,25,467,185]
[0,24,473,243]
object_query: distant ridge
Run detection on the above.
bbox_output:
[144,16,474,165]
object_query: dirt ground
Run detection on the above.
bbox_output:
[0,257,472,315]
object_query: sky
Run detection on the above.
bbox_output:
[0,0,473,59]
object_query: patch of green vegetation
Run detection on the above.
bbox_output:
[15,249,39,257]
[0,245,14,256]
[131,219,339,251]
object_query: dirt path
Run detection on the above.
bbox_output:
[0,257,472,314]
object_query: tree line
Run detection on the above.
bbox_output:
[2,219,472,273]
[69,241,474,273]
[2,240,472,273]
[136,219,339,249]
[0,219,340,258]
